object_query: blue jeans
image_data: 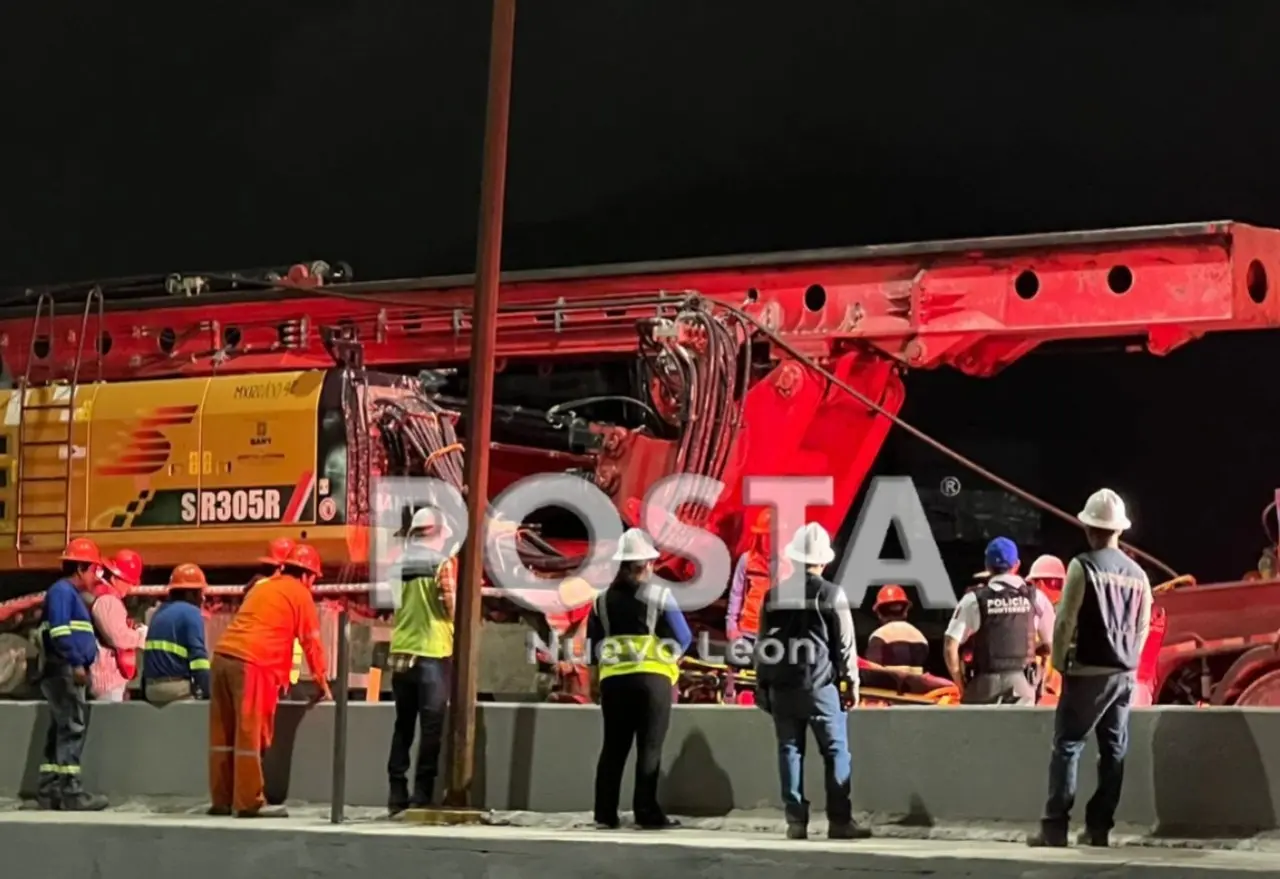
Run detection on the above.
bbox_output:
[768,683,852,825]
[1042,672,1134,835]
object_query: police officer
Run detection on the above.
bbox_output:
[588,528,691,830]
[1029,489,1151,849]
[754,523,869,841]
[943,537,1053,705]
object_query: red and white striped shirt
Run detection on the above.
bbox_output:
[89,592,145,698]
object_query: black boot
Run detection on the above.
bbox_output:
[1026,824,1069,848]
[409,777,435,809]
[829,820,871,840]
[388,778,410,816]
[61,792,108,812]
[1077,828,1110,847]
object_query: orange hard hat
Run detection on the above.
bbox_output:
[1027,554,1067,582]
[750,510,772,534]
[873,584,910,610]
[168,563,208,591]
[105,549,144,587]
[61,537,101,566]
[259,537,297,567]
[285,543,322,577]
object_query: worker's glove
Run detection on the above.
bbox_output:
[838,676,858,711]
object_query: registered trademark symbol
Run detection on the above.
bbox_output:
[940,476,961,497]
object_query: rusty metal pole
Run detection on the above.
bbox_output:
[443,0,516,809]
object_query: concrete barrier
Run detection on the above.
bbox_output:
[5,813,1277,879]
[2,702,1279,836]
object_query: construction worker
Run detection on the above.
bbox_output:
[245,538,305,695]
[588,528,691,830]
[726,510,776,655]
[943,537,1053,705]
[209,542,332,818]
[89,549,148,702]
[35,537,108,811]
[1029,489,1151,849]
[1026,554,1067,703]
[385,506,459,815]
[865,584,928,674]
[142,564,212,705]
[754,523,869,841]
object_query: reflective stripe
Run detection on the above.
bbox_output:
[190,658,211,671]
[234,750,259,758]
[38,763,81,774]
[48,625,72,638]
[145,639,189,658]
[69,621,94,633]
[209,746,234,753]
[289,640,302,685]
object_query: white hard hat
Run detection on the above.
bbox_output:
[409,506,451,536]
[612,528,660,562]
[784,523,836,566]
[1077,488,1131,532]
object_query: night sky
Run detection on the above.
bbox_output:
[2,2,1277,581]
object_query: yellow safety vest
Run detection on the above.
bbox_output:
[595,587,681,685]
[290,640,303,685]
[389,566,454,659]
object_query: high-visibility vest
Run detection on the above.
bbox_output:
[389,565,454,659]
[289,640,303,685]
[738,552,772,636]
[595,587,681,685]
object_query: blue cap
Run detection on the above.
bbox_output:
[984,537,1018,573]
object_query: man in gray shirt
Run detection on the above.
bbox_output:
[1028,488,1151,849]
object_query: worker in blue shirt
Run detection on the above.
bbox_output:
[587,528,692,830]
[36,537,109,811]
[143,563,212,705]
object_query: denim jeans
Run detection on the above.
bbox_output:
[387,657,451,807]
[1042,671,1134,836]
[768,682,852,826]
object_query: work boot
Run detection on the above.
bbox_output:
[388,779,411,817]
[829,821,872,840]
[409,779,434,809]
[207,805,232,816]
[1077,828,1110,847]
[1026,828,1069,848]
[786,823,808,840]
[23,796,58,811]
[636,816,680,831]
[236,805,289,818]
[61,792,108,812]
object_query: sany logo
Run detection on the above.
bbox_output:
[365,473,957,613]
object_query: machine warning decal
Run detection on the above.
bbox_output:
[109,472,316,528]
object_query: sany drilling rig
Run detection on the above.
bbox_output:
[0,220,1278,705]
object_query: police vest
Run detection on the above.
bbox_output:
[594,586,681,685]
[1073,547,1148,671]
[390,561,454,659]
[971,575,1036,674]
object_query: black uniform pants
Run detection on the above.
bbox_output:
[387,657,450,806]
[594,672,672,826]
[38,665,89,800]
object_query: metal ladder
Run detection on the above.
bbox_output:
[14,288,104,559]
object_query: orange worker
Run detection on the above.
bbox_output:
[208,543,332,817]
[245,537,305,692]
[865,585,929,674]
[726,510,778,654]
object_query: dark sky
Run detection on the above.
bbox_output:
[1,2,1276,580]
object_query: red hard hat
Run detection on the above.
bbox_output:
[285,543,322,577]
[750,510,772,534]
[873,584,910,610]
[105,549,144,587]
[168,563,208,591]
[258,537,297,567]
[1027,554,1067,582]
[61,537,101,566]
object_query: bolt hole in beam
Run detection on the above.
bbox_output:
[1014,270,1040,300]
[223,326,242,348]
[33,337,49,360]
[745,287,760,303]
[1107,265,1133,294]
[96,332,112,356]
[158,327,176,353]
[1247,259,1269,304]
[803,284,827,312]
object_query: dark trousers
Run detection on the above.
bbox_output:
[1042,671,1135,836]
[594,672,673,826]
[38,665,90,801]
[767,683,852,826]
[387,657,450,807]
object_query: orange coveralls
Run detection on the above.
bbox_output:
[209,574,329,813]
